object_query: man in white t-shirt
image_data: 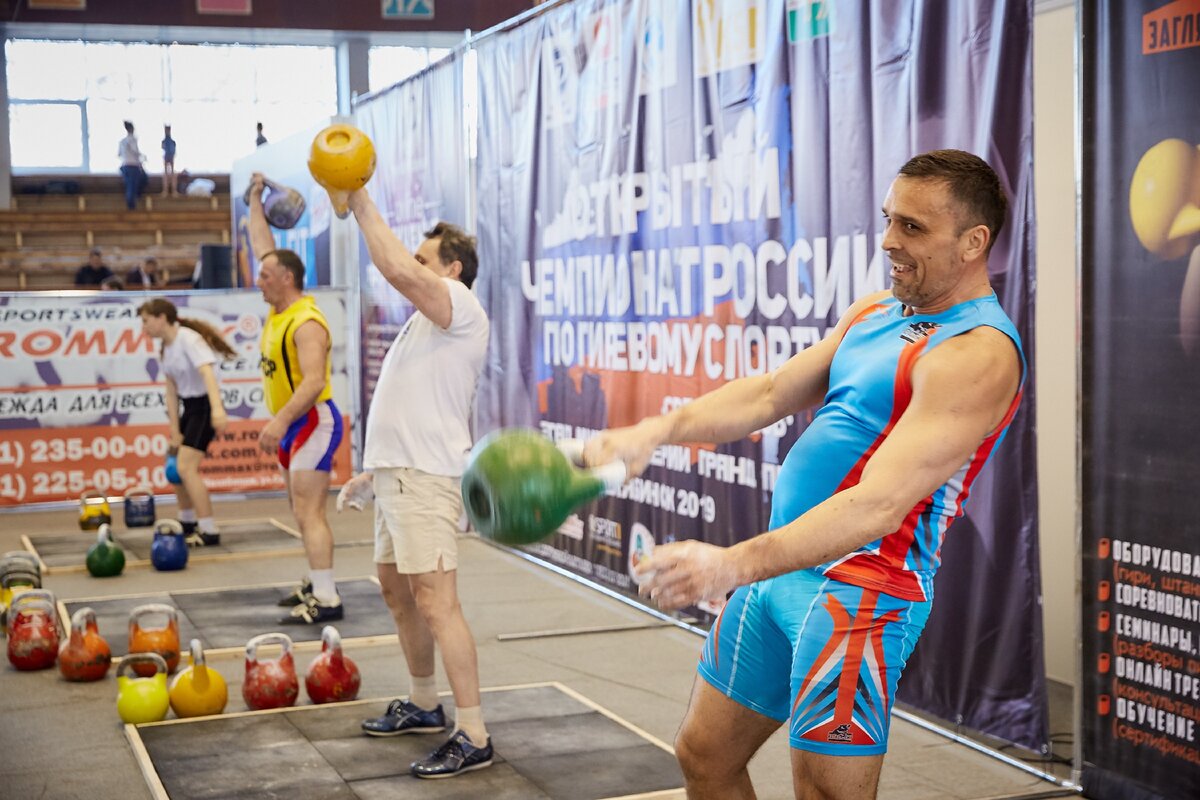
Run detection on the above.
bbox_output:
[334,189,493,780]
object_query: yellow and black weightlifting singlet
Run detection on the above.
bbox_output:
[259,296,333,415]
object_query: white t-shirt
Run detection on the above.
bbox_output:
[162,326,217,399]
[363,278,490,477]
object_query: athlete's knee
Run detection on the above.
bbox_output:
[675,721,741,782]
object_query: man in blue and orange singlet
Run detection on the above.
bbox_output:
[584,150,1024,800]
[248,172,345,625]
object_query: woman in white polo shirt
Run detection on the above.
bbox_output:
[138,298,236,546]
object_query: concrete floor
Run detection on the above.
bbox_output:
[0,494,1078,799]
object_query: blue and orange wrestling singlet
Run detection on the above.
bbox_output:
[700,292,1025,754]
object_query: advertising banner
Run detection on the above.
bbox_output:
[0,288,353,506]
[231,119,340,288]
[1081,2,1200,798]
[352,54,468,446]
[474,0,1044,749]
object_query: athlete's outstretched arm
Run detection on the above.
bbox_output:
[640,325,1021,609]
[346,189,453,329]
[246,172,276,261]
[583,291,893,477]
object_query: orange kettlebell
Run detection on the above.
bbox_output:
[59,606,112,682]
[128,603,181,676]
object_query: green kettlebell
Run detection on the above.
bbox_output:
[460,430,626,546]
[116,652,170,724]
[86,524,125,578]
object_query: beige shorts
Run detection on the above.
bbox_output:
[373,467,462,574]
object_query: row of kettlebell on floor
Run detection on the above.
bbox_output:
[5,590,359,723]
[85,521,190,576]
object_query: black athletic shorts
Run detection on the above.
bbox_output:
[179,395,216,452]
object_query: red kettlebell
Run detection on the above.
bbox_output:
[128,604,181,676]
[304,625,360,704]
[58,606,112,682]
[243,632,299,710]
[7,590,61,671]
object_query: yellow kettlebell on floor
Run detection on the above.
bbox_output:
[169,639,227,718]
[78,490,112,531]
[116,653,171,724]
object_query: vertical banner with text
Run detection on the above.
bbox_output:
[0,289,353,505]
[474,0,1044,749]
[1081,2,1200,798]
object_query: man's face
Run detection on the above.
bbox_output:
[414,237,460,281]
[255,255,291,306]
[881,176,980,311]
[144,261,158,275]
[89,253,102,267]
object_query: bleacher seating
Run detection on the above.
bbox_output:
[0,173,232,290]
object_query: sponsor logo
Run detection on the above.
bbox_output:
[559,513,585,541]
[628,522,656,585]
[787,0,831,43]
[587,514,621,550]
[899,321,939,344]
[1143,0,1200,54]
[827,723,853,743]
[694,0,766,77]
[541,30,579,127]
[638,0,679,95]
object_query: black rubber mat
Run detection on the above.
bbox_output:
[26,519,301,568]
[133,684,683,800]
[63,578,392,654]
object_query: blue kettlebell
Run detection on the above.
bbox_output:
[164,452,182,485]
[150,520,188,572]
[123,486,156,528]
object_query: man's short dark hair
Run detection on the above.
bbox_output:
[898,149,1007,253]
[425,222,478,289]
[264,249,306,289]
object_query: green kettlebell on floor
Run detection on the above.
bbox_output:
[86,524,125,578]
[460,430,626,546]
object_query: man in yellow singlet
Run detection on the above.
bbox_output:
[248,172,345,625]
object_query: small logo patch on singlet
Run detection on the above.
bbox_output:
[899,321,940,343]
[828,723,853,743]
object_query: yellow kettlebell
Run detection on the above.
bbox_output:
[78,490,112,531]
[116,653,171,724]
[308,123,376,218]
[169,639,228,718]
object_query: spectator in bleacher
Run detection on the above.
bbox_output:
[74,248,114,287]
[99,275,125,292]
[256,122,268,147]
[119,120,147,210]
[161,125,178,197]
[127,257,165,289]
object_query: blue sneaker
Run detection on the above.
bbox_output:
[361,699,446,737]
[411,729,494,779]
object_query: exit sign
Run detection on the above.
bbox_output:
[382,0,434,19]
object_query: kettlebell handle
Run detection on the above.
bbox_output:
[155,519,183,536]
[130,603,179,629]
[556,439,628,491]
[123,486,153,499]
[1,568,40,589]
[69,606,98,633]
[117,652,168,680]
[246,632,294,662]
[242,176,286,205]
[320,625,342,652]
[95,525,116,546]
[80,490,107,504]
[188,638,207,668]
